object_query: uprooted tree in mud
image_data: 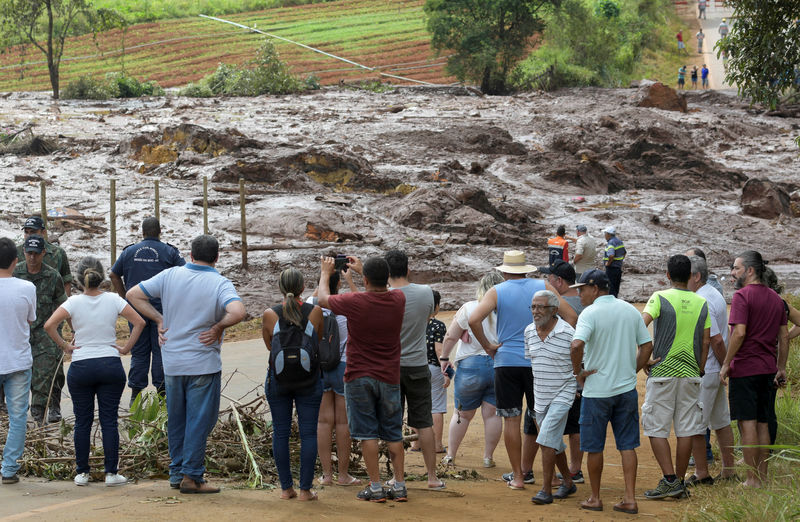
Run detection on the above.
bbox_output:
[0,0,126,99]
[424,0,557,94]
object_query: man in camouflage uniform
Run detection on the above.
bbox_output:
[16,216,73,296]
[13,235,67,424]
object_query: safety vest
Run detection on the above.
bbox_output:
[547,236,569,265]
[603,236,626,268]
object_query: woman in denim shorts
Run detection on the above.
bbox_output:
[439,272,504,468]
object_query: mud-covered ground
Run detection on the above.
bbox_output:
[0,86,798,313]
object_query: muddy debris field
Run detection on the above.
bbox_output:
[0,85,798,312]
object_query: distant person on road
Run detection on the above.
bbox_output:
[718,18,729,38]
[696,30,705,53]
[573,225,597,279]
[45,256,145,488]
[676,30,688,54]
[701,65,710,88]
[439,271,504,470]
[602,226,626,298]
[110,217,185,406]
[547,225,570,266]
[698,0,707,19]
[677,65,687,90]
[691,66,699,89]
[127,234,246,494]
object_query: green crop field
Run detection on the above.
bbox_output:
[0,0,454,93]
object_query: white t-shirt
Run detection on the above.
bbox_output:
[62,292,128,362]
[696,283,728,374]
[453,300,498,364]
[574,234,597,274]
[0,277,37,374]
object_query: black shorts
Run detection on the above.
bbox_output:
[564,393,582,435]
[729,373,775,423]
[400,365,433,429]
[522,407,539,436]
[494,366,534,418]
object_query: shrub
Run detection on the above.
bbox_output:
[61,76,114,100]
[61,73,163,99]
[179,82,215,98]
[106,72,164,97]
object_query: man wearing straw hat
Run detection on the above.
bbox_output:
[469,251,576,490]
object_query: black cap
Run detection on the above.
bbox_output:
[24,234,45,253]
[22,216,45,231]
[570,269,609,290]
[538,259,576,284]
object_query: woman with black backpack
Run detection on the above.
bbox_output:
[262,268,324,500]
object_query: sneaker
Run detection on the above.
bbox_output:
[441,455,455,467]
[74,473,91,486]
[553,483,578,499]
[105,473,128,487]
[531,489,553,504]
[556,470,585,484]
[2,475,19,485]
[386,484,408,502]
[644,477,687,499]
[357,486,387,503]
[501,470,535,484]
[483,458,496,468]
[46,405,62,424]
[685,474,714,487]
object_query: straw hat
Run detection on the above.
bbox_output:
[495,250,537,274]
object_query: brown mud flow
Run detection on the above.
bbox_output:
[0,85,798,313]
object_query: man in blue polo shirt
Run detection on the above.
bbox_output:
[570,270,652,515]
[602,226,626,298]
[127,234,246,494]
[111,217,185,405]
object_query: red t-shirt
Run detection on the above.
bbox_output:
[328,290,405,385]
[728,284,787,378]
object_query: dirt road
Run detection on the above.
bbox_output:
[697,2,734,89]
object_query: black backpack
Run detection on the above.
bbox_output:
[318,310,342,372]
[269,303,320,391]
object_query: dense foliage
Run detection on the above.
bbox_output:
[424,0,557,94]
[61,72,164,99]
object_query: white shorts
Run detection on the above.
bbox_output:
[641,377,704,438]
[699,372,731,430]
[429,364,447,414]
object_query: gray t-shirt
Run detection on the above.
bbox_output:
[564,295,585,316]
[397,283,434,367]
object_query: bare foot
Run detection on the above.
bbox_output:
[581,498,603,511]
[298,489,318,501]
[280,488,297,500]
[318,474,333,486]
[507,480,525,490]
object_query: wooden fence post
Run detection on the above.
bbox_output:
[40,181,47,229]
[154,179,160,219]
[203,176,209,235]
[239,178,247,269]
[110,179,116,266]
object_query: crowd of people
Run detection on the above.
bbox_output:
[0,216,795,513]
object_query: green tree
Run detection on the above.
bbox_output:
[424,0,557,94]
[0,0,125,99]
[720,1,800,110]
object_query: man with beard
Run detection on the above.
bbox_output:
[721,251,788,488]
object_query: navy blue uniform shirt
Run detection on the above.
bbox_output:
[111,237,185,310]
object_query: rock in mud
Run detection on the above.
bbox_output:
[120,124,263,165]
[634,82,688,113]
[220,208,364,242]
[387,125,527,155]
[741,178,793,219]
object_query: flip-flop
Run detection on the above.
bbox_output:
[428,480,446,490]
[317,475,333,486]
[435,447,447,454]
[507,481,525,490]
[338,476,362,486]
[613,502,638,515]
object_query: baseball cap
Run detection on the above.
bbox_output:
[22,216,45,230]
[576,225,587,232]
[538,259,576,283]
[603,225,616,235]
[570,269,609,290]
[24,235,45,253]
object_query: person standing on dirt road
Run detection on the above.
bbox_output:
[525,290,578,505]
[701,65,710,88]
[572,225,596,279]
[384,250,446,491]
[677,65,687,90]
[569,269,652,515]
[0,237,37,486]
[111,217,185,407]
[602,226,626,298]
[317,255,408,503]
[676,30,688,55]
[12,235,67,425]
[547,225,570,266]
[126,234,246,494]
[696,29,705,54]
[639,255,710,501]
[720,250,788,488]
[698,0,707,20]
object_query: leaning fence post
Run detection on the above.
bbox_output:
[239,178,247,269]
[40,181,47,229]
[110,179,116,266]
[203,176,209,235]
[154,179,160,219]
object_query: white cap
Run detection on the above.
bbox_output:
[603,226,616,235]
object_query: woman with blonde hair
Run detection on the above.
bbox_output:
[439,271,504,468]
[44,256,144,487]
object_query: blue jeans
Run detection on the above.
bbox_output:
[165,372,221,483]
[68,358,126,474]
[266,371,322,491]
[1,369,31,478]
[344,376,403,442]
[454,355,496,411]
[127,317,164,390]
